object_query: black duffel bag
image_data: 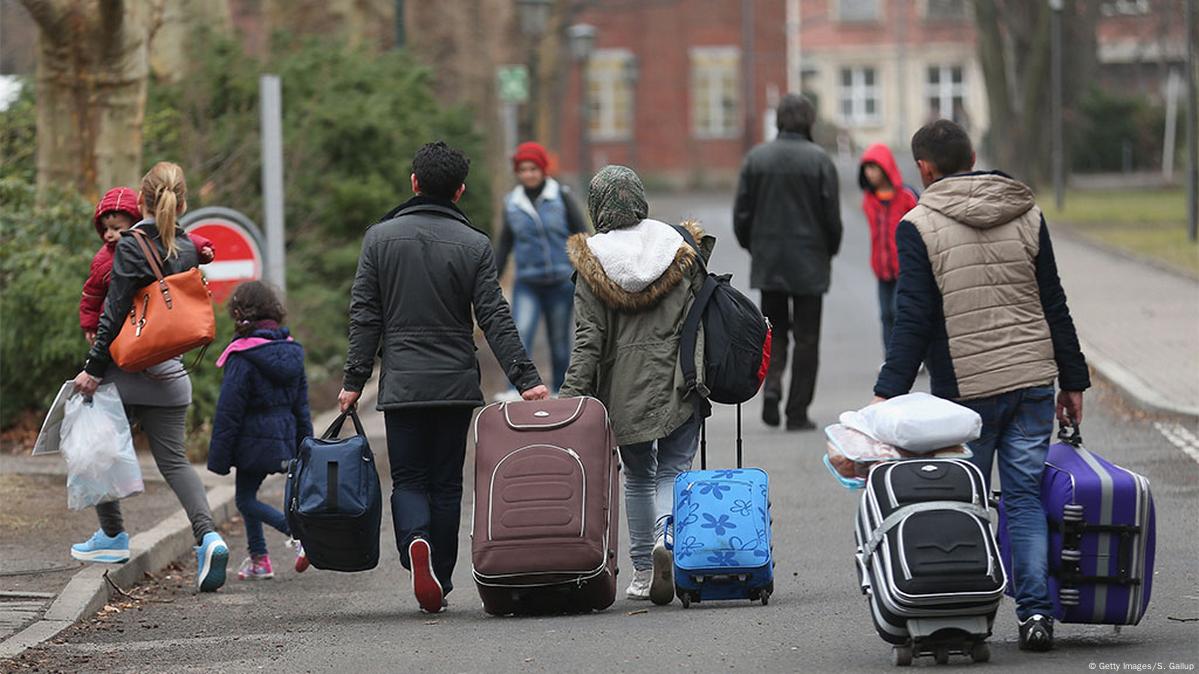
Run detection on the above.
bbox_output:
[285,409,382,572]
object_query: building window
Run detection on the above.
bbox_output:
[587,49,634,142]
[925,64,968,126]
[691,47,740,140]
[924,0,968,20]
[839,66,880,127]
[1101,0,1149,16]
[836,0,879,22]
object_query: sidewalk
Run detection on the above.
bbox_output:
[1051,230,1199,418]
[0,388,360,659]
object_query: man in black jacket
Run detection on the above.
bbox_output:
[339,141,548,614]
[734,94,843,430]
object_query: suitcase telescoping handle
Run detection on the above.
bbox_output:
[698,402,742,470]
[322,409,367,440]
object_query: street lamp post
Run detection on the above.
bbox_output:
[624,56,640,170]
[516,0,551,37]
[1049,0,1065,210]
[1186,0,1197,242]
[516,0,552,142]
[569,23,597,196]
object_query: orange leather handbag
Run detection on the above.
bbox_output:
[109,229,216,372]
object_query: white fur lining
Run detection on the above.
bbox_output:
[585,219,684,293]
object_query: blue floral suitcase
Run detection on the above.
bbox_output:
[668,405,774,607]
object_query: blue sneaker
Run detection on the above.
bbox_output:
[195,532,229,592]
[70,529,130,563]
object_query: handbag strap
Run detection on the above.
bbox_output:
[129,229,174,309]
[322,409,366,439]
[128,229,166,281]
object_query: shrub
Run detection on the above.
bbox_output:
[1071,86,1174,174]
[0,179,101,427]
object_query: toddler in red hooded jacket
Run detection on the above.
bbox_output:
[79,187,215,343]
[858,144,919,352]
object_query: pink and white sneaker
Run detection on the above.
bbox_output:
[236,555,274,580]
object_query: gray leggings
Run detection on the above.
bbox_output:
[96,405,215,544]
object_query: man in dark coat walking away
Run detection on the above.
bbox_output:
[734,94,843,430]
[339,141,549,614]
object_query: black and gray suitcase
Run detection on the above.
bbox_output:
[854,458,1006,666]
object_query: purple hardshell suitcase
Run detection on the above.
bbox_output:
[998,425,1155,625]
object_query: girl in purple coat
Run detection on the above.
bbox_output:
[208,281,313,580]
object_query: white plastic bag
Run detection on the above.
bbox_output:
[60,384,143,510]
[840,392,982,453]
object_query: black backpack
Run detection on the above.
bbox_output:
[673,225,772,406]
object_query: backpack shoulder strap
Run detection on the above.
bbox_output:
[672,223,716,392]
[679,274,718,392]
[671,224,707,271]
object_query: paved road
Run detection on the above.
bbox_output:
[10,185,1198,673]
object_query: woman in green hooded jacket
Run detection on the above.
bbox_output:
[559,165,714,605]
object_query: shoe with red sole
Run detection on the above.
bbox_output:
[408,538,443,613]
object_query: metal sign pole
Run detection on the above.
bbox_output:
[260,74,287,295]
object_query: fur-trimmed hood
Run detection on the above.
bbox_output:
[568,219,706,312]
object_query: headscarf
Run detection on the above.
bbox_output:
[588,165,648,233]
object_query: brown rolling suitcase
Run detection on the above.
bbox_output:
[471,396,620,615]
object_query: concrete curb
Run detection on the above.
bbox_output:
[0,483,238,660]
[0,379,380,661]
[1079,337,1199,420]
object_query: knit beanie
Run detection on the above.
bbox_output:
[512,142,550,173]
[93,187,142,236]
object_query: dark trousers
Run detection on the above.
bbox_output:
[235,471,290,557]
[760,292,823,423]
[878,279,897,351]
[384,407,474,595]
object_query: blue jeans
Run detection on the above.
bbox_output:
[512,278,575,393]
[235,471,290,557]
[878,279,897,350]
[385,407,473,595]
[959,386,1056,621]
[619,416,701,571]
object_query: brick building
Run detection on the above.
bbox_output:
[557,0,787,188]
[795,0,987,151]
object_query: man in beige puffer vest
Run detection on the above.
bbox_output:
[873,120,1090,653]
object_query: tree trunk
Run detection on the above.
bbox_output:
[23,0,149,201]
[148,0,232,82]
[975,0,1017,171]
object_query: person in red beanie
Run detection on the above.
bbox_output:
[494,141,589,397]
[79,187,215,344]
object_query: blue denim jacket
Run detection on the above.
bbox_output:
[502,178,574,284]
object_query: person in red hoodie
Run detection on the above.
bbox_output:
[79,187,214,344]
[858,144,919,350]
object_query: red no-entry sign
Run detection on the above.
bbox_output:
[182,208,266,303]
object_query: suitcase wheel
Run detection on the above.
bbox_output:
[970,642,990,663]
[934,648,950,665]
[759,589,770,606]
[892,645,913,667]
[680,592,691,609]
